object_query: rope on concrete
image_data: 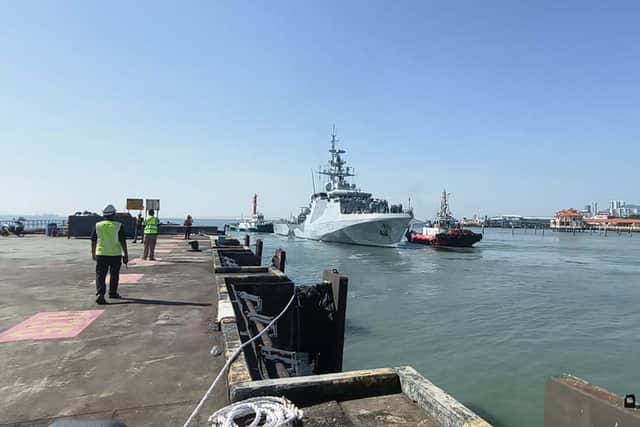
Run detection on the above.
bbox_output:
[208,396,303,427]
[182,289,298,427]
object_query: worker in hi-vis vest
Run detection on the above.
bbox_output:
[143,209,160,260]
[91,204,128,305]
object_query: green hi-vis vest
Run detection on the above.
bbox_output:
[144,216,159,235]
[95,220,122,256]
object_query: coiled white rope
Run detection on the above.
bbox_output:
[208,396,303,427]
[183,290,298,427]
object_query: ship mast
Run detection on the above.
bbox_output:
[319,125,356,191]
[438,189,452,219]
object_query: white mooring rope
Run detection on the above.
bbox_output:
[182,290,299,427]
[208,396,303,427]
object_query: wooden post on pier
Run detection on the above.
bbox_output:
[255,239,263,264]
[244,234,250,247]
[322,269,348,373]
[271,248,286,272]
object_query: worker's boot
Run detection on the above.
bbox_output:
[96,295,107,305]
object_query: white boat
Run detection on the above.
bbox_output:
[274,129,412,247]
[228,194,274,233]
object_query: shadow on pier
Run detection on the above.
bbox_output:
[108,297,212,307]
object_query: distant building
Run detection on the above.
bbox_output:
[606,200,640,217]
[580,204,592,217]
[552,207,640,232]
[460,215,484,227]
[550,208,584,230]
[622,204,640,217]
[609,200,625,217]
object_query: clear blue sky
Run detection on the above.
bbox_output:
[2,1,639,218]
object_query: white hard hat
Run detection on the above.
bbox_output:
[103,204,116,215]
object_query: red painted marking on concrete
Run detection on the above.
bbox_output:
[94,273,144,285]
[128,258,163,266]
[118,273,144,283]
[0,310,104,342]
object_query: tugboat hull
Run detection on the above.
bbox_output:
[406,230,482,248]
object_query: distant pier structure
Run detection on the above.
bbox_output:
[551,208,640,232]
[484,215,551,229]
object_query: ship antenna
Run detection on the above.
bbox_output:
[330,124,337,152]
[311,169,316,194]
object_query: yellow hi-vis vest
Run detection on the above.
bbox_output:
[95,220,122,256]
[144,216,159,235]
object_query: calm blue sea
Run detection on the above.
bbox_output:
[233,227,640,427]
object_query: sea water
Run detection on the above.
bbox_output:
[244,227,640,427]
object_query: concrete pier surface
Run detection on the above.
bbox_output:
[0,235,226,426]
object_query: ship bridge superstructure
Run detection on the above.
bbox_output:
[314,129,406,215]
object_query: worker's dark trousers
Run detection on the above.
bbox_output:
[95,255,122,296]
[133,227,143,243]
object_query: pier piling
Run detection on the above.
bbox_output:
[255,239,263,263]
[322,270,348,372]
[272,248,286,272]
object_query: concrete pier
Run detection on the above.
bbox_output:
[545,375,640,427]
[0,235,226,426]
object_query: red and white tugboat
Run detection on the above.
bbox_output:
[406,190,482,248]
